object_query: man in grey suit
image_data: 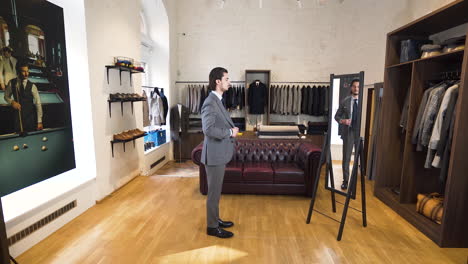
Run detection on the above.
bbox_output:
[201,67,239,238]
[334,79,360,190]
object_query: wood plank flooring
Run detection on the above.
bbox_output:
[17,161,468,263]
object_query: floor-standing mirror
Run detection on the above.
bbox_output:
[326,72,365,196]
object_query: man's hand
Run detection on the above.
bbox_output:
[0,84,5,91]
[340,119,351,126]
[231,127,239,138]
[11,101,21,111]
[37,123,43,130]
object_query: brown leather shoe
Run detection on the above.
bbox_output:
[113,133,127,141]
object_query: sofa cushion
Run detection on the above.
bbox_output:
[224,161,243,182]
[272,163,305,184]
[243,162,274,182]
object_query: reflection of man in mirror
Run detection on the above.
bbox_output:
[4,62,43,132]
[0,47,17,91]
[334,79,360,190]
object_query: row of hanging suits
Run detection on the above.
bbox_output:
[403,80,460,183]
[186,84,246,114]
[186,84,208,114]
[142,88,168,127]
[222,85,245,111]
[270,85,329,116]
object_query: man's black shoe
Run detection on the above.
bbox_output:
[218,219,234,228]
[207,227,234,238]
[341,181,348,190]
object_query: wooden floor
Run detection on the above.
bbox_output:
[17,161,468,263]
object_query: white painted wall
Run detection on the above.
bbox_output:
[84,0,146,199]
[173,0,414,100]
[140,0,172,174]
[408,0,456,20]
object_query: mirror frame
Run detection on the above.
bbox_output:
[325,71,365,198]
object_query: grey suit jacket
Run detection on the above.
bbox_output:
[296,85,301,115]
[412,84,440,145]
[334,96,353,139]
[201,92,235,166]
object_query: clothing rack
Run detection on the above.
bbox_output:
[176,81,329,84]
[176,81,245,84]
[142,85,165,90]
[270,81,329,84]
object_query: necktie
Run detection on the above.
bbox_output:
[221,98,226,108]
[351,99,358,128]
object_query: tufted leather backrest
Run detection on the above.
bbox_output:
[232,139,301,163]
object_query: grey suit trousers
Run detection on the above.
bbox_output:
[342,127,360,182]
[205,164,226,228]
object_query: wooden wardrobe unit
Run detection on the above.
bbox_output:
[374,0,468,247]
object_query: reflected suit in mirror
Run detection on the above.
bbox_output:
[334,79,360,190]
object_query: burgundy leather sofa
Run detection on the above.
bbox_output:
[191,139,322,197]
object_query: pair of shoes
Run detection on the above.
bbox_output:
[218,219,234,228]
[113,129,145,141]
[341,181,348,190]
[109,93,145,101]
[144,141,155,151]
[207,227,233,239]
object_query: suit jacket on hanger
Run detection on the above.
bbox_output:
[159,90,168,125]
[142,90,150,127]
[248,81,267,114]
[312,85,320,115]
[170,104,189,140]
[307,86,313,115]
[301,86,307,114]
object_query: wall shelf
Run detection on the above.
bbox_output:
[107,99,146,117]
[105,65,144,86]
[110,133,146,157]
[386,49,464,69]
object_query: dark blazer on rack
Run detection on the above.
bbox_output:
[301,86,307,114]
[318,86,325,115]
[312,85,320,115]
[160,90,168,124]
[307,86,313,115]
[248,81,267,114]
[170,104,190,140]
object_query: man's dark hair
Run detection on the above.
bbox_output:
[2,46,13,53]
[16,61,29,75]
[208,67,228,91]
[350,79,360,88]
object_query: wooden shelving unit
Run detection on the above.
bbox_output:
[374,0,468,247]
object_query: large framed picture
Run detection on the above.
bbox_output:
[0,0,76,197]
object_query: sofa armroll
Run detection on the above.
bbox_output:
[297,142,322,196]
[191,142,204,166]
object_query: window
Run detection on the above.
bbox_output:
[0,17,9,47]
[25,25,45,57]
